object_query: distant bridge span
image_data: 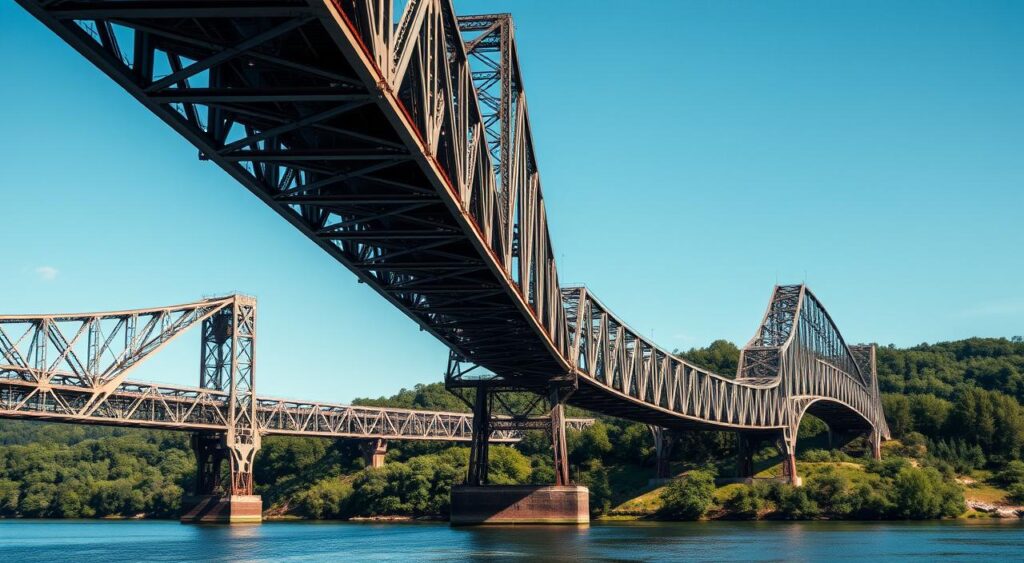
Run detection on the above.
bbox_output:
[0,296,590,443]
[14,1,888,492]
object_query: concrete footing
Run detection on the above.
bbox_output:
[180,494,263,524]
[450,485,589,525]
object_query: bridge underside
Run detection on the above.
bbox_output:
[15,0,566,388]
[13,0,889,511]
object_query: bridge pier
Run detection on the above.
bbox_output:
[779,435,801,487]
[869,428,882,460]
[180,432,263,524]
[447,368,588,525]
[736,433,758,479]
[650,426,675,480]
[361,438,389,468]
[181,297,262,524]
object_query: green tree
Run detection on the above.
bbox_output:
[891,467,964,519]
[723,485,765,519]
[659,470,716,520]
[995,460,1024,487]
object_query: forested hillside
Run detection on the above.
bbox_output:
[0,337,1021,520]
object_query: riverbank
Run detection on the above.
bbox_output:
[605,457,1024,522]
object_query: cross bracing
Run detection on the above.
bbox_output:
[0,296,592,441]
[13,0,889,455]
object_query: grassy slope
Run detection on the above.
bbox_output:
[607,460,898,519]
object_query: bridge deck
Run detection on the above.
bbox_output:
[0,376,592,441]
[13,0,888,442]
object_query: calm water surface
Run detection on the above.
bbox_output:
[1,519,1022,561]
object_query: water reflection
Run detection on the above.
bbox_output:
[0,519,1022,562]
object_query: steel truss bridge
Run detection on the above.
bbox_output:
[14,0,888,492]
[0,296,593,494]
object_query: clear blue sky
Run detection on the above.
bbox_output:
[1,1,1021,402]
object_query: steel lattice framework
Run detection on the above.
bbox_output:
[14,0,888,480]
[0,296,591,445]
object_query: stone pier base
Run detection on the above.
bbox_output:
[450,485,589,525]
[180,494,263,524]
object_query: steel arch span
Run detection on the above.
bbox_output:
[14,1,888,483]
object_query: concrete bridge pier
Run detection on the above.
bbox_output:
[180,432,263,524]
[361,438,388,468]
[733,432,801,486]
[449,379,588,525]
[735,433,758,480]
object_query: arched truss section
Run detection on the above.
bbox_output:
[13,1,888,441]
[562,285,889,439]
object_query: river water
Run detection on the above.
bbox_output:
[1,519,1022,561]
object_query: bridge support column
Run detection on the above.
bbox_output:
[447,365,588,525]
[361,438,388,469]
[550,389,571,487]
[180,432,263,524]
[651,427,675,480]
[467,385,491,486]
[868,428,882,461]
[182,296,262,524]
[736,433,757,479]
[778,433,801,487]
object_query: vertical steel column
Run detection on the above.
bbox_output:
[191,432,226,495]
[778,433,800,486]
[197,296,259,496]
[200,309,230,390]
[226,296,258,496]
[868,428,882,461]
[550,389,570,486]
[736,433,756,479]
[651,426,675,479]
[467,385,491,486]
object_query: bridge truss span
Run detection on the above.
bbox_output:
[15,0,889,486]
[563,285,890,450]
[0,295,591,443]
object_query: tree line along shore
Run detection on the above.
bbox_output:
[1,337,1023,522]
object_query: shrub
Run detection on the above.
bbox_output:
[1007,483,1024,504]
[768,483,820,519]
[723,486,765,519]
[659,470,716,520]
[800,449,853,463]
[995,460,1024,487]
[891,467,964,519]
[297,478,352,519]
[805,468,855,518]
